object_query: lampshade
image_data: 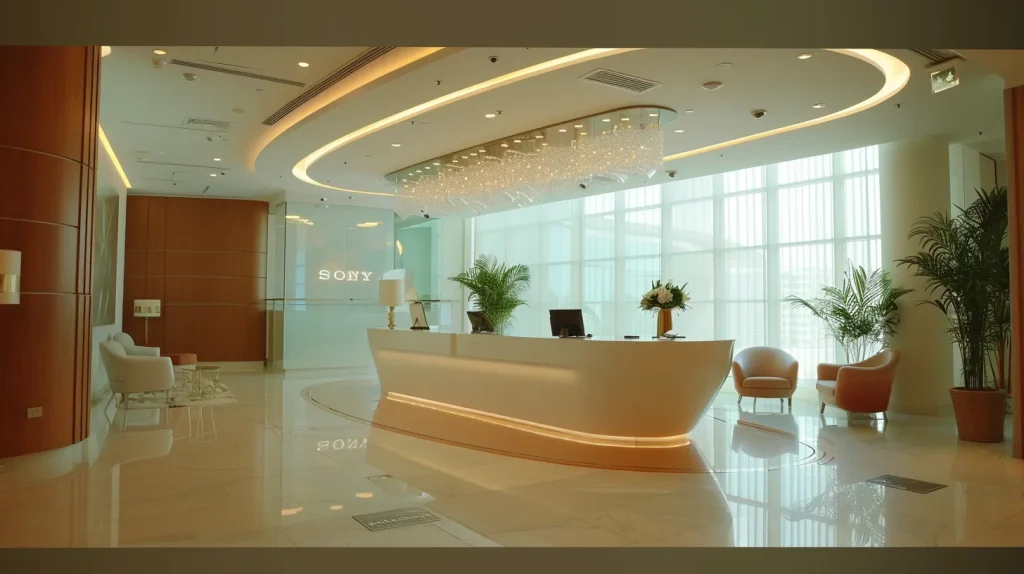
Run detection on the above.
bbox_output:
[133,299,161,318]
[378,279,404,307]
[0,249,21,305]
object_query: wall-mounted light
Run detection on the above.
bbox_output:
[0,250,21,305]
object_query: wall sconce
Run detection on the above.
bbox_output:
[0,250,21,305]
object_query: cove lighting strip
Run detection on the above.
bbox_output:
[98,125,132,189]
[293,48,910,199]
[386,392,692,449]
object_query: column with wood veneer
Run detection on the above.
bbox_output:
[1005,86,1024,460]
[0,46,99,458]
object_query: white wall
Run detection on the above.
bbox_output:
[880,137,956,416]
[91,144,127,401]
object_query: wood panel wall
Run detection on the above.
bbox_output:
[1006,86,1024,460]
[123,196,267,361]
[0,46,99,458]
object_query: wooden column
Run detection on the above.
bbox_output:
[1006,86,1024,460]
[0,46,99,458]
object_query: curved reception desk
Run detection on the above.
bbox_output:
[367,329,734,466]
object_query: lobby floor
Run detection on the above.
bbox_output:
[0,370,1021,547]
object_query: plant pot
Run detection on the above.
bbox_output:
[656,308,673,337]
[949,388,1007,443]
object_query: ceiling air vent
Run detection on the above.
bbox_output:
[580,68,661,94]
[169,59,306,87]
[262,46,396,126]
[910,49,965,69]
[180,117,233,132]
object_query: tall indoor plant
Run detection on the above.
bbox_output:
[786,264,912,363]
[449,254,531,335]
[896,187,1010,442]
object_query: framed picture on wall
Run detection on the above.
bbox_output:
[409,301,429,330]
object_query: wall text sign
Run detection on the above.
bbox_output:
[318,270,374,281]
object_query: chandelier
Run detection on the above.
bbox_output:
[386,106,675,218]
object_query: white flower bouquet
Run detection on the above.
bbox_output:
[639,280,691,312]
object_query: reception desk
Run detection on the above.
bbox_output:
[367,329,735,457]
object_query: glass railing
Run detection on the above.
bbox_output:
[265,298,455,370]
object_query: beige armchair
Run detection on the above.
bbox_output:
[816,350,900,419]
[732,346,799,411]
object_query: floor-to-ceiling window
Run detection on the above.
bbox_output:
[472,145,881,368]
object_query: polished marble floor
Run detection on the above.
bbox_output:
[0,370,1021,547]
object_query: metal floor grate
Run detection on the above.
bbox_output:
[352,507,440,532]
[865,474,947,494]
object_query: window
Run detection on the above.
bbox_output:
[471,145,882,368]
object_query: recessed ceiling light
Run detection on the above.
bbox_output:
[579,132,587,135]
[462,155,469,159]
[425,166,431,169]
[330,505,344,511]
[535,134,544,139]
[574,124,583,128]
[452,159,459,163]
[648,113,658,117]
[621,117,630,121]
[357,221,381,227]
[674,129,685,133]
[484,113,496,118]
[684,109,695,114]
[478,149,486,153]
[153,49,167,55]
[210,174,217,177]
[513,139,522,143]
[298,62,310,68]
[408,172,414,176]
[391,143,401,147]
[813,103,827,109]
[602,118,611,122]
[416,169,422,173]
[432,162,440,165]
[798,53,813,60]
[470,152,477,156]
[702,81,723,91]
[715,62,735,70]
[285,215,301,220]
[541,142,548,146]
[356,492,373,499]
[213,158,221,162]
[500,143,509,147]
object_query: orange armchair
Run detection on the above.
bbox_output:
[816,350,901,419]
[732,347,799,411]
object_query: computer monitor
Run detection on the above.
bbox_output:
[467,311,494,333]
[549,309,585,337]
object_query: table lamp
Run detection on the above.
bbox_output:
[133,299,161,345]
[0,250,21,305]
[378,279,404,330]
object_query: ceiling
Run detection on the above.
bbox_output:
[100,47,1012,211]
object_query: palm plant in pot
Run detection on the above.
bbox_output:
[449,254,531,335]
[786,264,913,363]
[896,187,1010,443]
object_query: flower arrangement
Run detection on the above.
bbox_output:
[640,280,691,312]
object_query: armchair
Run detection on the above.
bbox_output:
[816,350,901,419]
[99,340,175,406]
[732,346,799,411]
[112,332,160,357]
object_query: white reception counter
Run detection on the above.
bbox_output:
[368,329,735,454]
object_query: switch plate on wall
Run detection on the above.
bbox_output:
[26,407,43,419]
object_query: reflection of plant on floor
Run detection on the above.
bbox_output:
[782,466,888,547]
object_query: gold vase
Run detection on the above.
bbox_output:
[656,308,673,337]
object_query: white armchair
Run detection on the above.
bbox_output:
[112,332,160,357]
[99,340,174,405]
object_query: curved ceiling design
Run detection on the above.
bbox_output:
[284,48,910,199]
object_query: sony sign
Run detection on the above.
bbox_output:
[318,270,374,281]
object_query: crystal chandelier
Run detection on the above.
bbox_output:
[386,107,675,217]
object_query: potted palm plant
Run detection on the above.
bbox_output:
[786,264,913,363]
[896,187,1010,443]
[449,254,531,335]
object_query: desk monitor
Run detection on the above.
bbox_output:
[549,309,585,337]
[467,311,494,333]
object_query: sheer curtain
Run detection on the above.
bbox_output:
[471,145,881,371]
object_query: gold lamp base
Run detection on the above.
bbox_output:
[387,306,396,329]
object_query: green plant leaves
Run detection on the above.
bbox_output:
[448,254,532,335]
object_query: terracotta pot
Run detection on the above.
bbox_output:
[657,308,673,337]
[949,388,1007,443]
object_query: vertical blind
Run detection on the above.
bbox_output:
[471,145,881,370]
